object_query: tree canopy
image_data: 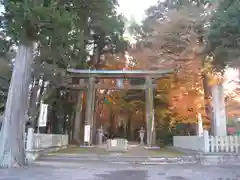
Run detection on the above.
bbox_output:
[0,0,126,167]
[205,0,240,69]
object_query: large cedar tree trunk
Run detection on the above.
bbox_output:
[0,43,33,167]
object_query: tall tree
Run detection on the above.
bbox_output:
[0,0,80,167]
[128,1,210,126]
[205,0,240,69]
[0,0,124,167]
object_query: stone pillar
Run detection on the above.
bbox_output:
[26,127,38,163]
[145,76,156,146]
[211,83,227,136]
[138,126,145,145]
[97,125,104,145]
[85,77,95,145]
[26,127,34,151]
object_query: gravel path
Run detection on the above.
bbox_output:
[0,158,239,180]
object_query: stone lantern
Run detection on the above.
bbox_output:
[97,125,104,145]
[138,126,145,145]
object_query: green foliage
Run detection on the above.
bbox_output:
[0,76,9,113]
[0,0,126,114]
[1,0,125,68]
[205,0,240,69]
[129,0,206,61]
[0,36,13,113]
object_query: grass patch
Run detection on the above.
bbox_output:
[147,148,184,157]
[48,146,109,155]
[47,146,184,157]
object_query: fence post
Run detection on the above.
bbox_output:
[203,130,209,153]
[26,128,34,151]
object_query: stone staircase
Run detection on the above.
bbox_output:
[36,153,198,166]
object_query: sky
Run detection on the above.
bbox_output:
[0,1,159,23]
[118,0,158,23]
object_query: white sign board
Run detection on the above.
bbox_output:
[111,140,117,147]
[84,125,90,143]
[38,103,48,127]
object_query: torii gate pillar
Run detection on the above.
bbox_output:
[145,76,156,146]
[85,77,96,145]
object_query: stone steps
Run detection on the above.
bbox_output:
[37,154,198,165]
[36,151,240,166]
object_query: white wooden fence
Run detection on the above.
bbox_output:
[173,130,240,153]
[209,135,239,153]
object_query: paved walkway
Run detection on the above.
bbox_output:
[0,145,239,180]
[125,144,184,157]
[0,160,239,180]
[0,144,237,179]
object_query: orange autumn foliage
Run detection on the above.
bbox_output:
[128,46,205,124]
[96,47,206,126]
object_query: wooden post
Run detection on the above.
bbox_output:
[145,76,156,146]
[85,77,95,145]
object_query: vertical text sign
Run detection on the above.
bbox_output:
[38,103,48,127]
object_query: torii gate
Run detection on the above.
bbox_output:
[65,68,173,147]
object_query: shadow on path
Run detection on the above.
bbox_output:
[97,170,148,180]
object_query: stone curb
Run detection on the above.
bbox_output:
[43,153,193,158]
[198,153,240,166]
